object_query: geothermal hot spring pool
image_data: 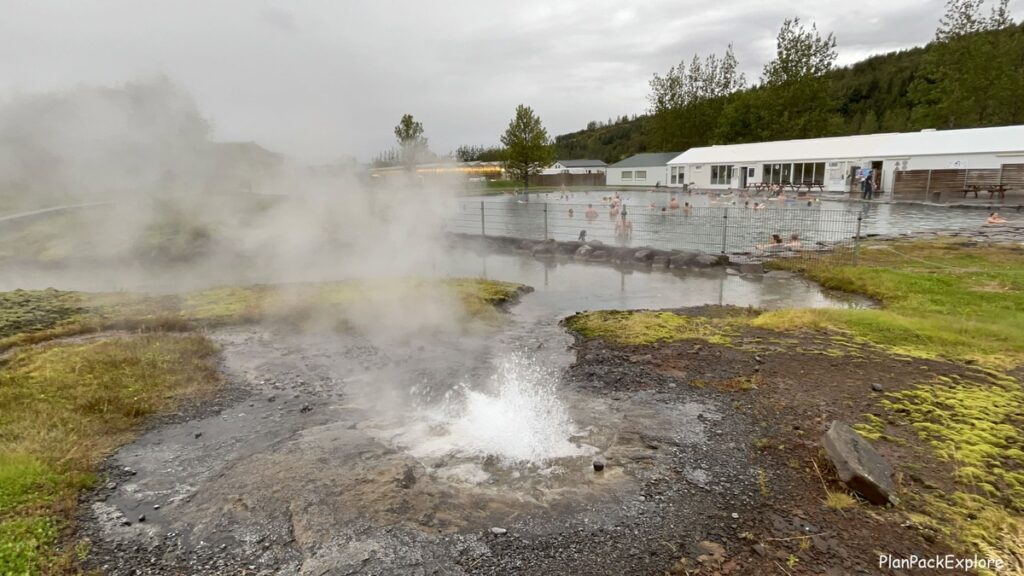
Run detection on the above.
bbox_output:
[32,247,860,575]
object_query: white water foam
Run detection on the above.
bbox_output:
[403,352,591,464]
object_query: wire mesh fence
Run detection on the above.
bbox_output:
[447,200,863,266]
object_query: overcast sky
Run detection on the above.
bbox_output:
[2,1,1021,163]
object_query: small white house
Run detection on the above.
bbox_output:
[667,125,1024,192]
[606,152,683,187]
[542,159,607,175]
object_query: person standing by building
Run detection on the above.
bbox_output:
[859,165,874,200]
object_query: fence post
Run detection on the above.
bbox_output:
[925,170,932,194]
[853,213,862,266]
[480,201,485,237]
[544,202,549,239]
[720,207,729,254]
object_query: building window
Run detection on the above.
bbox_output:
[670,167,678,184]
[760,162,827,185]
[635,170,647,180]
[710,165,734,186]
[622,171,633,180]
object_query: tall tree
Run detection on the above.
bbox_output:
[394,113,429,169]
[648,45,746,150]
[756,17,840,140]
[910,0,1023,128]
[501,105,554,190]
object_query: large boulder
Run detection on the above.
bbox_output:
[611,247,634,263]
[589,250,609,261]
[668,250,701,269]
[531,240,557,257]
[634,249,654,263]
[558,241,582,255]
[587,239,605,248]
[575,244,594,259]
[821,421,897,505]
[693,253,724,267]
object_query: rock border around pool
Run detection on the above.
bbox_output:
[449,233,734,271]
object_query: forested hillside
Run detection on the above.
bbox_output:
[553,1,1024,164]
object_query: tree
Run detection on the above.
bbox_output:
[394,113,429,169]
[756,17,840,140]
[455,145,505,162]
[648,45,746,150]
[761,18,837,86]
[910,0,1023,128]
[500,104,554,190]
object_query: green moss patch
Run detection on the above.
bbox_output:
[0,334,222,574]
[564,310,741,345]
[0,278,526,351]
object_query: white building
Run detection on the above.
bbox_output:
[606,152,682,187]
[667,125,1024,193]
[542,159,607,175]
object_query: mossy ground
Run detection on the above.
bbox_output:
[1,278,524,352]
[762,238,1024,367]
[566,238,1024,573]
[0,277,522,574]
[563,309,744,346]
[0,334,221,574]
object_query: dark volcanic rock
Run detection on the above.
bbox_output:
[821,421,896,505]
[531,240,557,257]
[558,241,583,255]
[633,249,654,263]
[693,254,724,268]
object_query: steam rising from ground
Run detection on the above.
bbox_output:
[1,78,584,468]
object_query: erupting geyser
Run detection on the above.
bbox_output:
[407,353,591,465]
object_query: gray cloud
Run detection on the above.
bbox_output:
[1,0,1019,162]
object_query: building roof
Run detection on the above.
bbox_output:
[556,159,607,167]
[668,125,1024,165]
[609,152,682,168]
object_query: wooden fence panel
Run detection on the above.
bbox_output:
[965,169,1000,187]
[893,170,931,195]
[1001,164,1024,187]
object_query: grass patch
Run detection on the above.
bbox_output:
[824,491,856,511]
[0,277,523,572]
[763,238,1024,367]
[564,310,739,345]
[0,334,221,574]
[0,278,525,351]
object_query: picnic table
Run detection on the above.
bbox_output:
[791,181,825,193]
[962,184,1009,200]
